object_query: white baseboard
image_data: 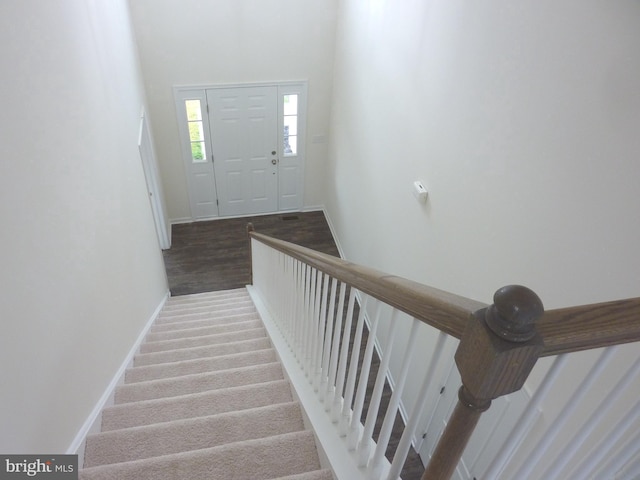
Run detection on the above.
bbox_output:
[170,217,195,225]
[67,290,170,463]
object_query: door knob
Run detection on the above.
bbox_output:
[271,159,277,165]
[271,151,277,156]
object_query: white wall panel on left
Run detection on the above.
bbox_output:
[0,0,168,453]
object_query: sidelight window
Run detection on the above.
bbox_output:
[185,100,207,162]
[283,94,298,156]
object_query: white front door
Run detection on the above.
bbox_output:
[174,82,306,220]
[207,86,278,216]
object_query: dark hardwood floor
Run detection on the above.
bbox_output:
[164,211,339,296]
[162,210,425,479]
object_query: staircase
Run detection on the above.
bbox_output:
[80,288,333,480]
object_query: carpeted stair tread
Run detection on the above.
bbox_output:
[125,348,277,383]
[163,292,251,307]
[139,327,267,354]
[84,401,305,467]
[164,288,248,304]
[164,288,248,302]
[133,337,273,367]
[159,297,256,314]
[161,295,253,310]
[156,302,257,321]
[155,305,257,324]
[144,318,263,342]
[101,379,293,431]
[115,362,284,404]
[80,431,321,480]
[274,470,335,480]
[148,311,261,334]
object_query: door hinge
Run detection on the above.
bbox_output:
[216,199,219,206]
[206,103,209,114]
[211,154,214,163]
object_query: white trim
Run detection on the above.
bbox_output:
[169,217,193,226]
[174,80,309,92]
[138,109,171,249]
[67,290,170,463]
[169,207,323,227]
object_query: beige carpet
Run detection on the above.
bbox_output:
[81,288,333,480]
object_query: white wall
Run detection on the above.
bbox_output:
[0,0,168,453]
[128,0,338,221]
[326,0,640,478]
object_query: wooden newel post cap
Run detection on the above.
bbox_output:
[247,223,255,234]
[485,285,544,342]
[455,285,545,402]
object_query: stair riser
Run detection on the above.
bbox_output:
[148,312,260,333]
[133,337,273,367]
[125,348,277,383]
[115,363,284,404]
[145,319,263,342]
[163,288,248,305]
[160,298,255,313]
[101,380,293,431]
[139,327,267,354]
[155,306,257,324]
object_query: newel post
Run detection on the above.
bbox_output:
[247,223,255,285]
[421,285,545,480]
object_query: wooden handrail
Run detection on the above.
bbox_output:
[249,229,485,338]
[250,228,640,358]
[539,297,640,356]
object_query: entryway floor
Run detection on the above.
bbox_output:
[162,210,340,296]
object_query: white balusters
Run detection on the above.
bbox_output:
[348,301,383,450]
[310,270,323,387]
[369,318,420,479]
[332,288,357,423]
[340,296,369,436]
[358,309,401,466]
[542,356,640,480]
[314,274,330,392]
[325,282,347,411]
[594,427,640,480]
[512,346,618,479]
[387,331,448,480]
[319,277,338,401]
[303,267,318,376]
[572,398,640,479]
[483,354,569,479]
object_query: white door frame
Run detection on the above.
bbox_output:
[138,110,171,249]
[173,81,307,221]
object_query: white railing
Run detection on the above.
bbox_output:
[248,239,454,480]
